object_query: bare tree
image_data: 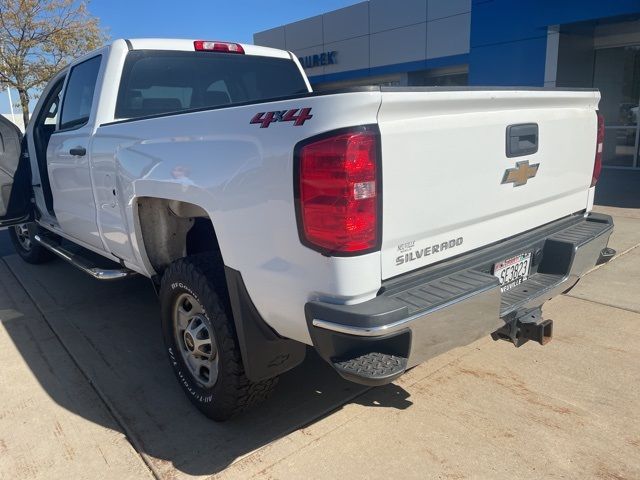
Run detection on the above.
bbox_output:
[0,0,107,127]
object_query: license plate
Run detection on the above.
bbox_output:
[493,252,532,292]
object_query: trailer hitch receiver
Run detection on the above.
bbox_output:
[491,308,553,347]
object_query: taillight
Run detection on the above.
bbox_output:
[194,40,244,54]
[295,127,381,255]
[592,112,604,187]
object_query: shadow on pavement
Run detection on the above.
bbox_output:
[0,229,14,257]
[1,248,412,478]
[595,169,640,209]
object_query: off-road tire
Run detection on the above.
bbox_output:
[8,223,55,264]
[159,253,278,421]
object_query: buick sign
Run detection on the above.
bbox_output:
[299,51,337,69]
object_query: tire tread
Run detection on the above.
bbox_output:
[8,225,55,264]
[160,253,277,420]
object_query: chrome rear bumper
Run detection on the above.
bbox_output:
[306,212,614,386]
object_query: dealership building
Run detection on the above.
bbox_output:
[254,0,640,169]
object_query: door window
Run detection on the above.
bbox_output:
[60,55,102,130]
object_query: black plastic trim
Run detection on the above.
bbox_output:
[506,123,538,158]
[332,351,408,387]
[307,314,412,376]
[292,124,383,257]
[32,77,65,215]
[224,266,305,382]
[597,247,616,265]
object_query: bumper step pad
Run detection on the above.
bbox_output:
[500,273,563,315]
[332,352,408,387]
[388,270,498,316]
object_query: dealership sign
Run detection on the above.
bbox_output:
[298,51,337,69]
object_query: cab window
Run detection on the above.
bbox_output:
[60,55,102,130]
[115,51,309,119]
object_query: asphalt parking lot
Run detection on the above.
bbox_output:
[0,169,638,480]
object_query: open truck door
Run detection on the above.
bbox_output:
[0,115,32,228]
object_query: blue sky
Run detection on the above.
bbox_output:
[1,0,361,115]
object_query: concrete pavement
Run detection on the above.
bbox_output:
[0,255,369,479]
[0,261,153,480]
[0,169,638,479]
[220,295,640,480]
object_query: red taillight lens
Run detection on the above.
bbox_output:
[592,112,605,187]
[297,129,380,255]
[194,40,244,54]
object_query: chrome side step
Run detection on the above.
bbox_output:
[33,234,136,281]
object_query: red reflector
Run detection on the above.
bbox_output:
[592,112,604,187]
[194,40,244,54]
[297,129,380,255]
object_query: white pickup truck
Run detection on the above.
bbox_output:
[0,38,614,420]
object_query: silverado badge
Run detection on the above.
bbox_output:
[501,160,540,187]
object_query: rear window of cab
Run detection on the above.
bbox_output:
[115,50,309,120]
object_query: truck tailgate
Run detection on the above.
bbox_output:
[378,88,600,279]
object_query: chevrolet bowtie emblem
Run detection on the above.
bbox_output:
[501,160,540,187]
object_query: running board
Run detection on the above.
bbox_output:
[33,234,136,281]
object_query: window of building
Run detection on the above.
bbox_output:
[314,73,405,91]
[408,65,469,87]
[593,45,640,168]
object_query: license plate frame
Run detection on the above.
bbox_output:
[493,252,532,292]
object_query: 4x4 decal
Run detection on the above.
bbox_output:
[250,108,313,128]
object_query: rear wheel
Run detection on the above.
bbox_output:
[8,223,54,264]
[159,253,277,421]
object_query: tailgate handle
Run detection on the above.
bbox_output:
[506,123,538,157]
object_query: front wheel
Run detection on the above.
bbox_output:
[8,223,54,264]
[159,253,278,421]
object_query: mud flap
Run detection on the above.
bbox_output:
[224,266,306,382]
